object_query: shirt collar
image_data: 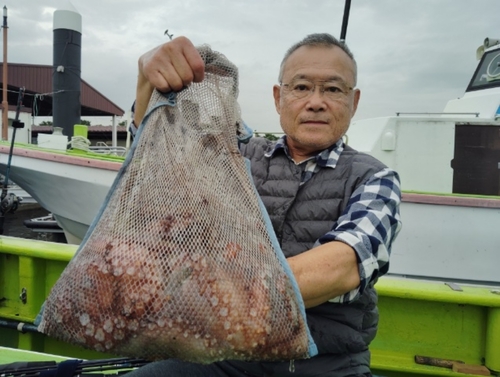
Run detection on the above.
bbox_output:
[264,136,344,169]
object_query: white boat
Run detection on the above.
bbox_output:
[347,37,500,286]
[0,145,122,244]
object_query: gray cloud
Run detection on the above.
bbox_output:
[1,0,499,130]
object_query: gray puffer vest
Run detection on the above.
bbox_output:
[240,137,387,373]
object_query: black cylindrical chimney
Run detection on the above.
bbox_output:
[53,7,82,140]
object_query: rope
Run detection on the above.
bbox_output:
[70,135,91,151]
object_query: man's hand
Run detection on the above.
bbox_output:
[135,36,205,125]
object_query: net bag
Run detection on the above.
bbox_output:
[37,45,317,363]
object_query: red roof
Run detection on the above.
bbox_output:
[0,63,125,117]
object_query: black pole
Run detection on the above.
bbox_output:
[0,318,40,333]
[340,0,352,43]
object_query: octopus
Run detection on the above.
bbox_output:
[38,211,311,363]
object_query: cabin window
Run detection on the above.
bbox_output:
[466,48,500,92]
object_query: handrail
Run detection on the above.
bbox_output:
[89,144,127,157]
[402,192,500,208]
[396,112,480,117]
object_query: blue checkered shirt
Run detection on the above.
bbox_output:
[265,136,402,304]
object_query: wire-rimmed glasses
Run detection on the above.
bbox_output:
[280,78,353,101]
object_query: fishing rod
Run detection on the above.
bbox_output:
[0,356,149,377]
[0,318,40,333]
[340,0,351,43]
[0,318,149,376]
[0,86,25,234]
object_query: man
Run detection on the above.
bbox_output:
[127,33,401,377]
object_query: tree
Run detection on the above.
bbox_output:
[39,120,53,126]
[263,133,279,141]
[254,132,279,141]
[80,119,91,126]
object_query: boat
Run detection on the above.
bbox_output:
[22,213,66,243]
[0,235,498,377]
[0,142,123,244]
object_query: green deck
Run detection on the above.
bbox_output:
[1,235,499,376]
[0,140,127,163]
[0,346,69,364]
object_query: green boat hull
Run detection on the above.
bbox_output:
[1,235,499,376]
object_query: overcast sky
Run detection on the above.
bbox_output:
[2,0,499,132]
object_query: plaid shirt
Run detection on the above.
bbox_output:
[265,136,402,304]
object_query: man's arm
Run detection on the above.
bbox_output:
[288,168,402,308]
[287,241,360,309]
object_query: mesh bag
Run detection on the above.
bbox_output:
[37,46,317,363]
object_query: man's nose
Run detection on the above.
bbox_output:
[306,86,327,109]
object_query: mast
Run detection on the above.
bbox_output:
[2,5,8,141]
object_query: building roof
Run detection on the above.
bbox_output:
[0,63,125,117]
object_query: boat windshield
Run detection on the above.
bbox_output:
[466,47,500,92]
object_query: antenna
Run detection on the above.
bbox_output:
[164,29,174,40]
[340,0,351,43]
[2,5,8,141]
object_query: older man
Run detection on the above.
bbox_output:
[127,33,401,377]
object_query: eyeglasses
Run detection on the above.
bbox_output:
[280,78,353,101]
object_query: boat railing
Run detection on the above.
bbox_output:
[89,142,128,157]
[396,112,480,117]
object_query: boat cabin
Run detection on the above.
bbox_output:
[347,38,500,196]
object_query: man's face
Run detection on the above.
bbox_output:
[273,45,360,161]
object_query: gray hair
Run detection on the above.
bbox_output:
[278,33,357,85]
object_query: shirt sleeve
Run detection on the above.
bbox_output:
[315,167,402,304]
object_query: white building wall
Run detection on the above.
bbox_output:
[0,110,33,144]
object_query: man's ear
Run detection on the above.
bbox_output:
[273,85,281,115]
[351,88,361,118]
